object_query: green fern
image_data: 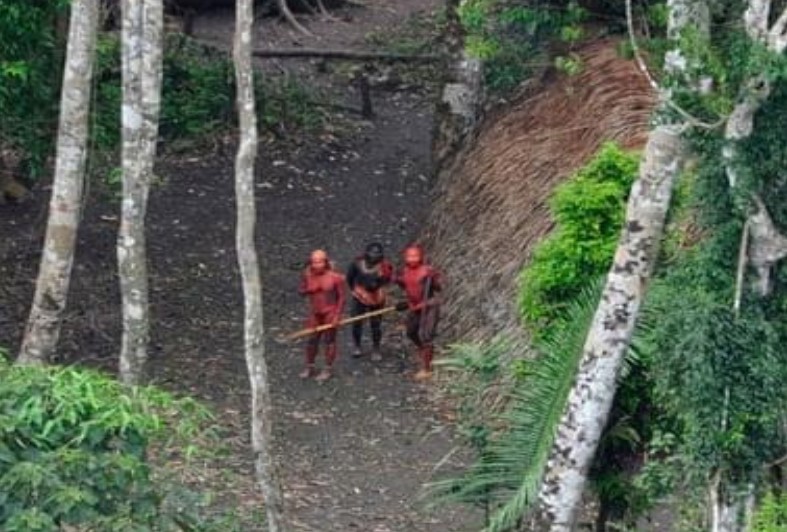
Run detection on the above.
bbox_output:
[429,278,606,531]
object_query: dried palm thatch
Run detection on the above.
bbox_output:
[422,39,655,345]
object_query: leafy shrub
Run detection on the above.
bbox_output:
[431,280,607,531]
[753,492,787,532]
[459,0,587,93]
[0,0,66,177]
[518,142,639,325]
[2,23,323,180]
[0,353,230,531]
[92,35,236,151]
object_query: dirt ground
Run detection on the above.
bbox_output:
[0,1,482,531]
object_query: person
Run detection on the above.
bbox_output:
[346,242,394,361]
[395,244,442,381]
[298,249,346,381]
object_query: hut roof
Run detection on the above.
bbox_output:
[423,39,655,346]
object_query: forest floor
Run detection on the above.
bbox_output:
[0,1,480,530]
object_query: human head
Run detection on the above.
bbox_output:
[403,244,424,268]
[364,242,384,265]
[309,249,329,273]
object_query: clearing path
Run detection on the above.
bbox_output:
[1,1,477,530]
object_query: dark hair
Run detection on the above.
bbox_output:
[365,242,384,255]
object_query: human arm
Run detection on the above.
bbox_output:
[379,260,394,286]
[298,270,318,295]
[346,261,359,290]
[332,274,346,325]
[412,270,442,310]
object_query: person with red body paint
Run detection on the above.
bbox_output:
[298,249,346,381]
[395,244,442,381]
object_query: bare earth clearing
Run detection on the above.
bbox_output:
[0,1,479,530]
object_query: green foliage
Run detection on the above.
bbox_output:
[641,236,787,490]
[430,279,605,531]
[0,353,236,531]
[518,142,639,325]
[458,0,587,93]
[91,35,323,154]
[753,492,787,532]
[0,17,323,181]
[633,125,787,515]
[0,0,67,177]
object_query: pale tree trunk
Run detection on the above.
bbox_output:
[118,0,164,385]
[432,0,484,175]
[723,0,787,299]
[711,2,787,528]
[18,0,99,364]
[532,126,685,530]
[233,0,286,529]
[531,1,704,528]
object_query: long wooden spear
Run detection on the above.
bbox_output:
[277,305,400,343]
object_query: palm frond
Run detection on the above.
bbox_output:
[426,278,607,530]
[483,277,605,531]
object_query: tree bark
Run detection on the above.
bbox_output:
[712,3,787,527]
[431,0,484,176]
[722,0,787,299]
[118,0,164,385]
[531,1,700,527]
[233,0,287,529]
[251,48,440,61]
[18,0,99,364]
[532,125,684,530]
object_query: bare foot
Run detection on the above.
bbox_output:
[315,368,333,382]
[413,369,432,381]
[299,366,316,379]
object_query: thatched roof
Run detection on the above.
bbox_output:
[422,39,655,345]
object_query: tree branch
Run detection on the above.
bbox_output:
[625,0,724,131]
[252,48,441,61]
[277,0,313,36]
[733,219,750,317]
[768,6,787,52]
[745,0,772,40]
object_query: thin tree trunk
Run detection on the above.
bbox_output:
[531,1,702,527]
[118,0,164,385]
[18,0,99,364]
[432,0,483,175]
[234,0,286,529]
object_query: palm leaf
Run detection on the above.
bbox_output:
[483,277,605,531]
[427,277,608,531]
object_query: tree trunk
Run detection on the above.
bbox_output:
[118,0,164,385]
[711,3,787,527]
[531,1,701,527]
[233,0,287,529]
[532,125,685,530]
[709,474,756,532]
[18,0,99,365]
[431,0,484,176]
[722,0,787,299]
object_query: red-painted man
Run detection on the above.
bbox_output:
[298,249,346,381]
[395,244,442,381]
